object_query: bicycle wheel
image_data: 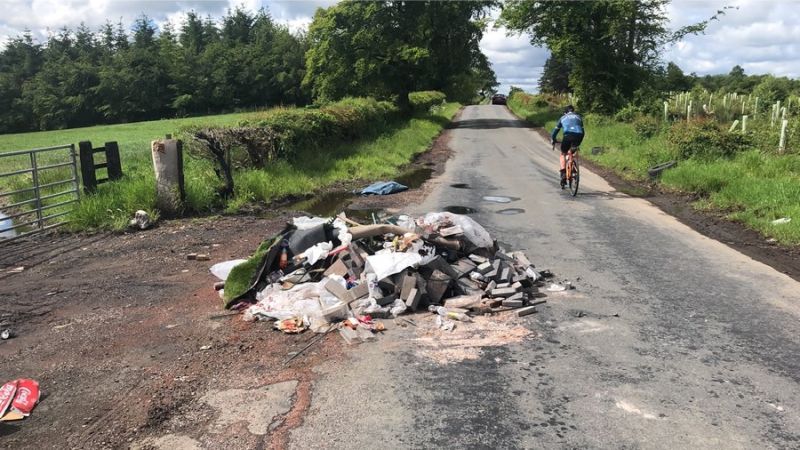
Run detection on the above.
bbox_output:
[568,159,579,196]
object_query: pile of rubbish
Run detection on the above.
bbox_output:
[211,211,556,342]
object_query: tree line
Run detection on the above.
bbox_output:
[499,0,792,114]
[0,1,498,134]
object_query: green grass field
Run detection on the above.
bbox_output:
[1,104,460,232]
[508,95,800,245]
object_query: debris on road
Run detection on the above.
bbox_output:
[129,210,152,230]
[772,217,791,225]
[360,180,408,196]
[214,210,565,344]
[1,329,12,340]
[0,379,41,422]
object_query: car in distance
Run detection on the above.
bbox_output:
[491,93,507,105]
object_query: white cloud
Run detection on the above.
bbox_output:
[1,0,799,94]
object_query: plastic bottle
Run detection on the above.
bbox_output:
[279,240,289,270]
[428,305,473,322]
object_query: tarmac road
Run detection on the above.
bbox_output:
[289,105,800,448]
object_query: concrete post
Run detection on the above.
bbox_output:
[151,138,185,217]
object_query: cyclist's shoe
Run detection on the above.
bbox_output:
[559,169,566,188]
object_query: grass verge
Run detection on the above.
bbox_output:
[66,102,459,231]
[508,94,800,245]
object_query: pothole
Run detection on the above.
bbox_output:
[496,208,525,215]
[482,196,520,203]
[443,206,477,214]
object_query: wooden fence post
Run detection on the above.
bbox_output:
[78,141,97,194]
[104,141,123,181]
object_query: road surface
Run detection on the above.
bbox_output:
[289,105,800,448]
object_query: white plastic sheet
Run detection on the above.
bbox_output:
[301,242,333,265]
[209,259,248,281]
[421,212,493,249]
[0,212,17,239]
[364,250,423,280]
[247,278,344,331]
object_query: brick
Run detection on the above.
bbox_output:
[502,298,524,307]
[499,267,511,283]
[426,270,450,304]
[348,282,369,302]
[400,273,417,301]
[469,254,488,264]
[485,280,497,293]
[511,281,522,290]
[517,306,537,317]
[512,251,532,268]
[324,259,349,277]
[495,282,510,289]
[490,287,518,298]
[451,259,477,278]
[477,262,493,274]
[405,287,421,310]
[424,256,460,279]
[324,278,350,302]
[484,269,497,280]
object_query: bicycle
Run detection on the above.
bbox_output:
[552,140,580,196]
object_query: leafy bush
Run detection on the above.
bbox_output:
[408,91,447,113]
[632,115,661,140]
[181,97,402,194]
[667,120,754,160]
[614,105,639,123]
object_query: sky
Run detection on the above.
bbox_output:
[1,0,799,94]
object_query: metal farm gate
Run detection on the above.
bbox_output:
[0,144,80,242]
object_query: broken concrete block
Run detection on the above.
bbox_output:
[339,326,358,344]
[348,283,369,302]
[324,278,350,302]
[502,298,524,307]
[321,302,348,321]
[451,259,477,278]
[512,251,532,268]
[517,306,537,317]
[400,273,417,301]
[490,287,518,298]
[477,262,493,274]
[469,254,488,264]
[485,280,497,293]
[499,267,511,283]
[511,281,522,290]
[495,282,510,289]
[324,259,348,277]
[426,270,451,304]
[505,292,524,303]
[484,269,497,280]
[405,287,421,310]
[423,256,460,279]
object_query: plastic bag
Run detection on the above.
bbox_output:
[209,259,248,281]
[420,212,493,249]
[301,242,333,265]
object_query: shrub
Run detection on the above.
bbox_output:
[667,120,754,160]
[614,105,639,123]
[181,97,403,194]
[408,91,446,113]
[632,115,661,140]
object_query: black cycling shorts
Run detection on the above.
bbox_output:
[561,133,584,153]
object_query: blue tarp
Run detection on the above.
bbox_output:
[360,181,408,196]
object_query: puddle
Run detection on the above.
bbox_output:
[496,208,525,215]
[450,183,471,189]
[285,191,354,218]
[395,168,434,189]
[482,196,520,203]
[444,206,477,214]
[344,207,387,224]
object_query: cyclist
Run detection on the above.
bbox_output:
[551,105,584,189]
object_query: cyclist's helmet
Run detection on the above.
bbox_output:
[565,104,575,113]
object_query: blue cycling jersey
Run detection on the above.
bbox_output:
[551,112,584,141]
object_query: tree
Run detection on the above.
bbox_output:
[664,62,691,92]
[304,1,494,107]
[500,0,727,112]
[538,55,571,93]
